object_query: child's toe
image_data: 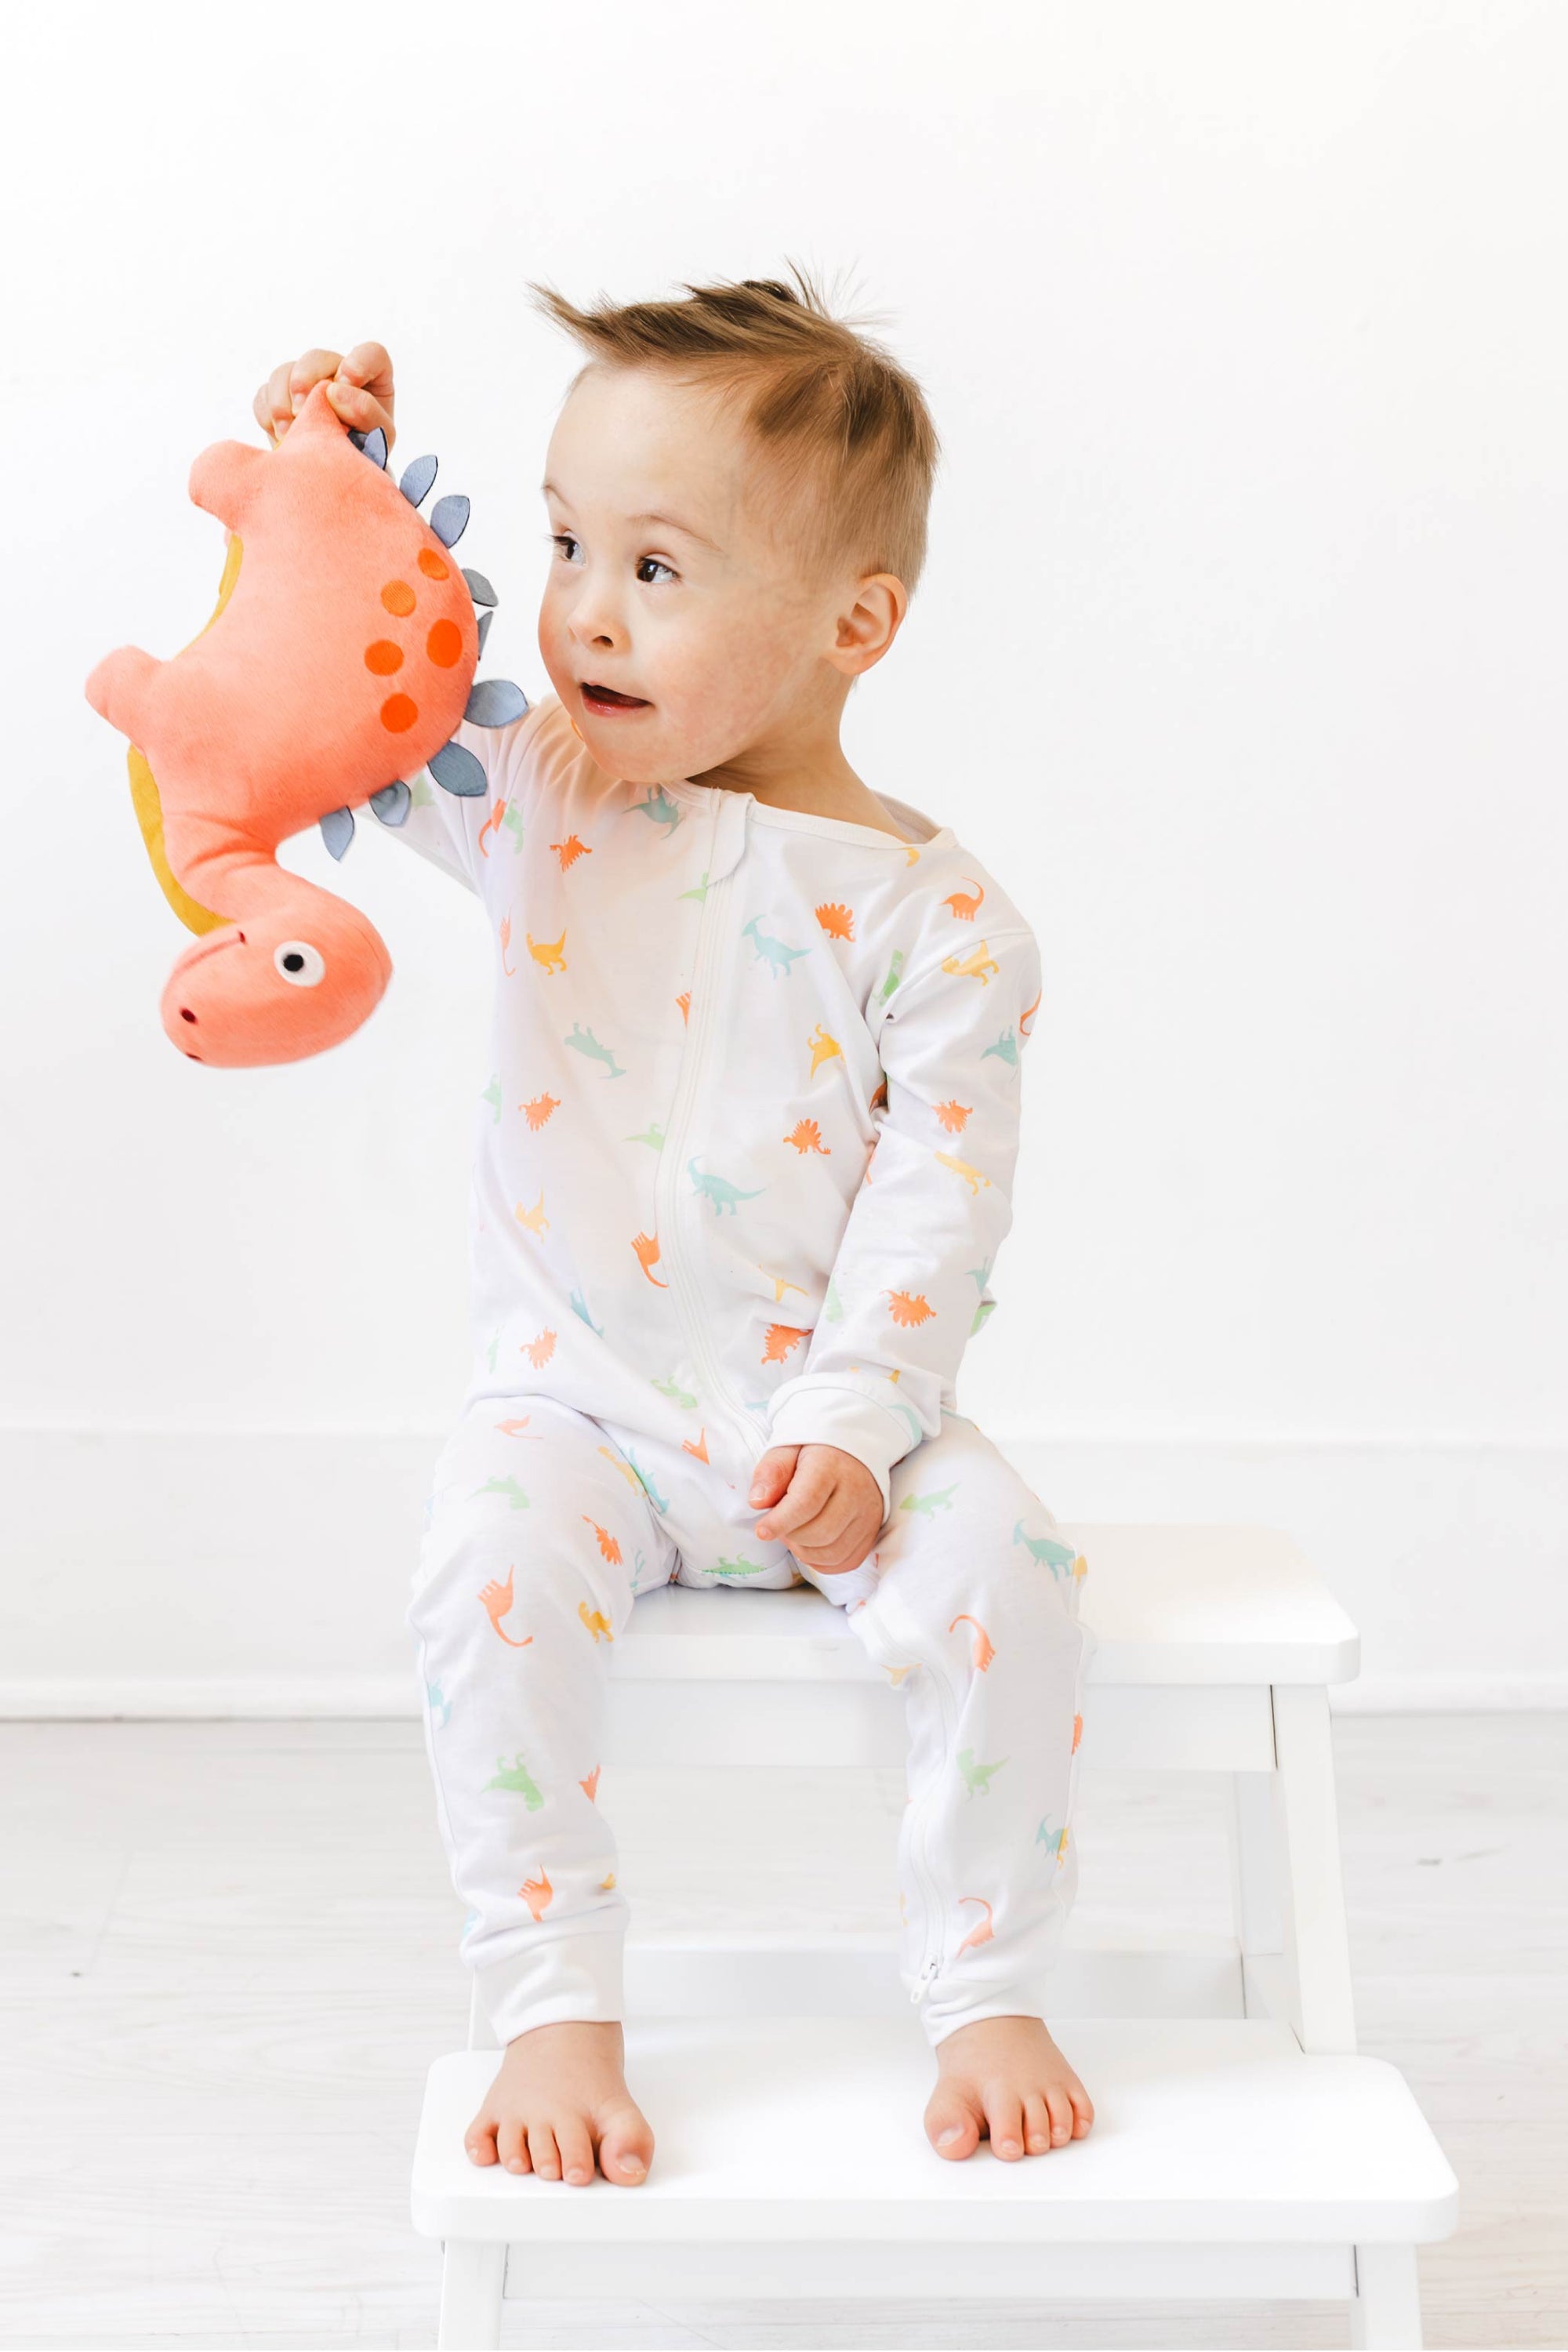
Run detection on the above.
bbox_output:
[597,2101,654,2184]
[925,2084,983,2160]
[1044,2083,1076,2145]
[465,2107,500,2166]
[1022,2092,1053,2154]
[555,2117,597,2187]
[982,2089,1026,2159]
[1069,2082,1095,2136]
[528,2122,562,2180]
[495,2117,530,2175]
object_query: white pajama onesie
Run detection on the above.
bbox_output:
[393,693,1094,2049]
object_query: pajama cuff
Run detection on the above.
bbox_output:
[475,1926,625,2046]
[764,1380,919,1516]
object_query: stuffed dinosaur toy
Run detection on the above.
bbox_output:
[85,379,527,1066]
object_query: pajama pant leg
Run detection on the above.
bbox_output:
[829,1414,1095,2049]
[405,1395,674,2046]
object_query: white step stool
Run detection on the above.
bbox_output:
[411,1525,1458,2348]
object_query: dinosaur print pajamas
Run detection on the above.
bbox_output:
[394,695,1093,2048]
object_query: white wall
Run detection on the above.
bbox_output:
[5,0,1564,1708]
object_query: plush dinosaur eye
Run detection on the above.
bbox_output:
[274,941,325,988]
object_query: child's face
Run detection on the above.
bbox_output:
[536,365,851,783]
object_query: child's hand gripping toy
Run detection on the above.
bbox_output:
[85,381,526,1065]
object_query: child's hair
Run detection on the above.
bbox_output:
[525,261,941,595]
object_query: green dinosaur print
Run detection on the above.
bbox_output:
[824,1276,844,1323]
[957,1746,1009,1795]
[471,1475,530,1510]
[625,1121,666,1150]
[626,1447,670,1514]
[652,1374,698,1410]
[564,1022,626,1078]
[630,785,682,837]
[485,1327,500,1373]
[890,1400,924,1449]
[899,1483,958,1517]
[483,1752,545,1809]
[410,775,436,811]
[878,949,905,1004]
[688,1158,764,1214]
[742,916,809,978]
[971,1297,997,1335]
[480,1073,503,1123]
[712,1555,768,1578]
[983,1027,1018,1067]
[569,1289,603,1336]
[679,871,710,902]
[1013,1520,1076,1577]
[499,802,524,851]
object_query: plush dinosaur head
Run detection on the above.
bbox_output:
[85,380,526,1066]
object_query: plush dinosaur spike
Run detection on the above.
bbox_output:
[399,452,437,506]
[428,739,488,796]
[475,608,494,658]
[464,679,529,727]
[84,379,503,1065]
[462,567,497,607]
[429,493,470,547]
[360,426,388,469]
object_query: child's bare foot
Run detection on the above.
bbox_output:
[464,2019,654,2186]
[924,2013,1094,2160]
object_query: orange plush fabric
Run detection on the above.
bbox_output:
[85,381,524,1066]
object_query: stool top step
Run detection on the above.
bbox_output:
[413,2016,1454,2246]
[609,1526,1359,1686]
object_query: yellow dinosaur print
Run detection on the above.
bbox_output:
[520,1866,554,1921]
[527,931,568,975]
[633,1231,668,1287]
[881,1661,917,1686]
[579,1599,614,1643]
[808,1024,842,1077]
[949,1612,996,1671]
[514,1190,549,1236]
[942,877,985,921]
[935,1149,992,1195]
[480,1568,535,1648]
[955,1895,995,1955]
[940,939,1000,985]
[597,1446,644,1494]
[579,1765,601,1802]
[760,1270,810,1304]
[599,1871,616,1890]
[887,1288,935,1328]
[583,1515,622,1565]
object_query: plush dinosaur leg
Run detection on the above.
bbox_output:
[84,644,162,741]
[187,437,270,532]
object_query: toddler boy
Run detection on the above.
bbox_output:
[259,270,1094,2189]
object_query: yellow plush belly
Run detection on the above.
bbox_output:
[127,531,245,935]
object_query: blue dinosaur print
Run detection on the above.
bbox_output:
[426,1680,452,1731]
[1013,1519,1077,1579]
[564,1022,626,1078]
[982,1028,1018,1067]
[629,786,682,837]
[688,1157,764,1214]
[626,1447,670,1515]
[742,916,809,978]
[569,1288,604,1336]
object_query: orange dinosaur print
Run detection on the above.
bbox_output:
[514,1190,549,1236]
[814,902,855,941]
[494,1416,539,1438]
[520,1328,557,1369]
[527,930,567,975]
[633,1231,668,1287]
[942,877,985,920]
[955,1896,995,1955]
[762,1323,811,1365]
[949,1612,996,1671]
[579,1765,601,1802]
[480,1568,535,1648]
[520,1866,554,1922]
[870,1075,888,1111]
[934,1098,972,1134]
[497,910,517,977]
[1020,986,1041,1038]
[676,991,691,1025]
[521,1092,559,1130]
[808,1024,841,1077]
[477,797,512,859]
[579,1599,613,1643]
[682,1428,710,1462]
[550,834,592,870]
[886,1289,935,1329]
[583,1516,622,1566]
[598,1871,617,1890]
[1072,1711,1083,1754]
[783,1118,830,1156]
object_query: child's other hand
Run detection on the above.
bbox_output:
[252,342,397,451]
[750,1445,884,1573]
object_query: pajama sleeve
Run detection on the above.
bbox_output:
[764,924,1044,1515]
[366,703,549,894]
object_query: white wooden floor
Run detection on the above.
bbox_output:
[1,1714,1563,2350]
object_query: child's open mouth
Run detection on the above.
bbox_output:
[580,681,651,714]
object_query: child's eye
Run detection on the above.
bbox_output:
[636,556,677,586]
[548,532,581,564]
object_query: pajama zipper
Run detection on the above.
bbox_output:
[655,825,761,1467]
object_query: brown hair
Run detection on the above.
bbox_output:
[525,261,941,594]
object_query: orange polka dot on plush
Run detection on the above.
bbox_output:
[364,640,403,674]
[379,693,419,732]
[380,580,416,616]
[418,549,450,580]
[426,619,463,668]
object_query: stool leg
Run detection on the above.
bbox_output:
[1225,1769,1286,2019]
[1349,2242,1424,2348]
[1272,1683,1358,2054]
[438,2239,505,2350]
